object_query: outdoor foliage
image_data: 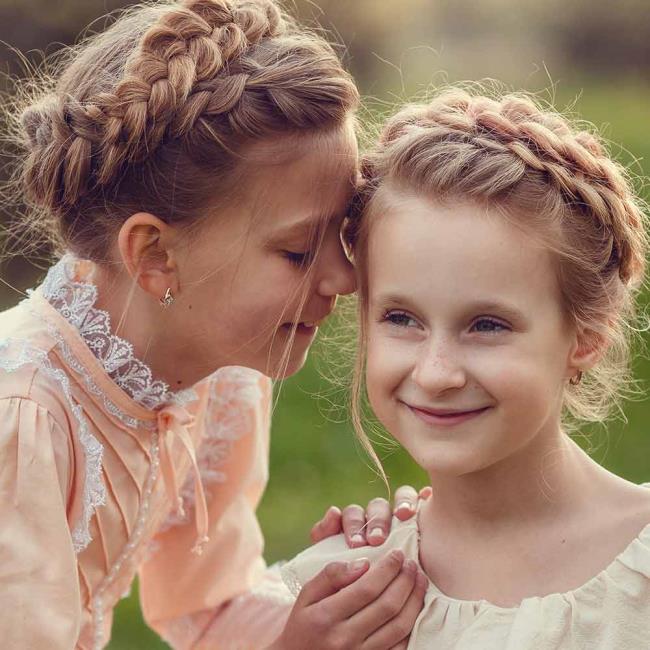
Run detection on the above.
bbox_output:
[0,2,648,647]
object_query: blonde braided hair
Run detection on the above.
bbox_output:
[348,88,647,432]
[8,0,359,258]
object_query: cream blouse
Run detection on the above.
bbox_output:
[0,254,293,650]
[282,489,650,649]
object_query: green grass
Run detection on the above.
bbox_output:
[99,80,650,647]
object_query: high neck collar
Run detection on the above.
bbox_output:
[39,253,197,410]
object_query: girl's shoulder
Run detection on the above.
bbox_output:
[281,511,420,597]
[0,297,64,403]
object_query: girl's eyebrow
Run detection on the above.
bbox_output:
[464,300,527,322]
[371,293,414,309]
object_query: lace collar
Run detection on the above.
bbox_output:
[39,253,197,410]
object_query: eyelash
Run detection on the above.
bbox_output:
[283,250,313,268]
[382,312,510,334]
[470,317,510,334]
[382,310,419,328]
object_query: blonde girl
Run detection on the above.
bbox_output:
[0,1,428,648]
[282,88,650,648]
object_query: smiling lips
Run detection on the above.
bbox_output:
[405,403,491,426]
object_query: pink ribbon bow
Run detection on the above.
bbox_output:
[157,403,210,555]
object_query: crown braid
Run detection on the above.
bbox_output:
[359,90,645,286]
[19,0,357,215]
[348,87,648,426]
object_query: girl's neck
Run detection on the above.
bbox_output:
[421,425,599,536]
[92,264,205,392]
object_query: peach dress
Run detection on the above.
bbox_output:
[0,254,294,649]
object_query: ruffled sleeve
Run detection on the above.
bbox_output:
[137,369,292,650]
[0,396,81,649]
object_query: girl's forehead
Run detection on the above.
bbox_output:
[368,190,562,308]
[246,127,359,231]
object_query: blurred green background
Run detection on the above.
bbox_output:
[1,1,648,648]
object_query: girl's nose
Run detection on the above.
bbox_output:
[412,342,466,394]
[317,238,356,297]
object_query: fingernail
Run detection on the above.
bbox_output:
[403,559,417,574]
[389,549,405,563]
[347,557,369,572]
[368,527,384,540]
[395,501,415,515]
[350,533,365,545]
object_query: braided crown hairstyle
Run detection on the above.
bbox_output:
[6,0,359,259]
[347,88,648,433]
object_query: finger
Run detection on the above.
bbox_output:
[362,571,428,649]
[393,486,419,520]
[326,549,405,618]
[342,503,367,547]
[298,558,370,606]
[418,486,433,500]
[348,558,417,638]
[310,506,342,543]
[365,497,392,546]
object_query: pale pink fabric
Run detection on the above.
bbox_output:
[0,255,293,649]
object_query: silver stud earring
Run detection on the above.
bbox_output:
[159,287,175,308]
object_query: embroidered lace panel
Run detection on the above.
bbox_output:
[0,338,106,553]
[38,254,198,414]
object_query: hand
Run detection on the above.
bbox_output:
[269,549,427,650]
[310,485,433,548]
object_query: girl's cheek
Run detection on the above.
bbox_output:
[367,339,413,397]
[471,352,552,409]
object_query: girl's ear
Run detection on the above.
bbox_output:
[566,327,607,379]
[117,212,179,301]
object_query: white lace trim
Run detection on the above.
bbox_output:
[38,254,198,412]
[0,338,106,553]
[244,563,296,606]
[279,561,303,599]
[44,322,143,430]
[159,367,264,531]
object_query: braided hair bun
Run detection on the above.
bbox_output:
[355,89,646,288]
[11,0,358,257]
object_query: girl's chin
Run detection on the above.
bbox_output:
[263,349,310,379]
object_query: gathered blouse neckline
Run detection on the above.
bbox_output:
[413,482,650,612]
[32,253,198,416]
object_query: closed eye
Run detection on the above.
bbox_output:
[283,250,313,268]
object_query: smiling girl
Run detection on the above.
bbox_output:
[282,88,650,648]
[0,1,426,648]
